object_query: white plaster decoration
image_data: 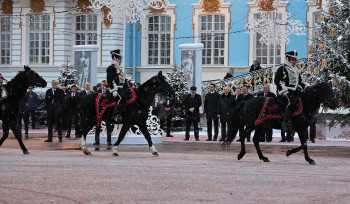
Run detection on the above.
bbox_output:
[246,0,289,66]
[90,0,168,23]
[192,0,231,67]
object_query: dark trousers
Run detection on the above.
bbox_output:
[281,131,294,141]
[220,121,228,140]
[67,113,81,138]
[207,116,218,139]
[95,122,114,143]
[185,119,199,139]
[160,115,172,136]
[310,122,316,140]
[258,126,273,142]
[47,108,57,138]
[17,112,29,135]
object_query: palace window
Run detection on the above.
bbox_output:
[0,17,11,64]
[75,14,97,45]
[200,15,225,65]
[29,14,50,64]
[312,11,322,39]
[148,15,171,65]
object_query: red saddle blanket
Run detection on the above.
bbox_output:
[255,97,303,126]
[95,82,137,127]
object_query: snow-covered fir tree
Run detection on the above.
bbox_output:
[58,64,79,88]
[308,0,350,108]
[167,64,189,119]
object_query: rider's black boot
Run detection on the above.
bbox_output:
[282,109,293,132]
[112,104,123,123]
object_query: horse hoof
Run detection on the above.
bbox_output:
[152,152,159,156]
[23,151,30,155]
[286,150,291,157]
[112,153,119,156]
[237,151,246,160]
[309,160,316,165]
[83,151,91,155]
[263,158,270,162]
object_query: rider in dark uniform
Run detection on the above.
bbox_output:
[107,49,127,122]
[274,51,310,132]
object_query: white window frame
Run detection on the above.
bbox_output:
[192,0,231,67]
[140,3,176,67]
[28,14,51,65]
[247,0,288,66]
[147,15,171,65]
[200,14,226,65]
[306,0,324,51]
[0,16,12,65]
[75,14,98,45]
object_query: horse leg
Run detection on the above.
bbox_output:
[112,124,131,156]
[80,121,95,155]
[253,125,270,162]
[9,121,29,154]
[286,146,303,157]
[0,122,10,147]
[238,125,252,160]
[138,123,158,156]
[298,130,315,165]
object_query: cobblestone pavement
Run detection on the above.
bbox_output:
[0,134,350,204]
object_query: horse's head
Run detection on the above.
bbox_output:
[23,65,47,88]
[310,82,338,110]
[154,71,175,97]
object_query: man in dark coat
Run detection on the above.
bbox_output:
[44,80,65,142]
[17,86,38,139]
[204,84,220,141]
[184,86,202,141]
[237,85,254,142]
[226,87,244,142]
[218,86,235,141]
[274,51,310,132]
[256,84,276,142]
[157,94,177,137]
[79,82,91,97]
[94,80,114,146]
[249,60,262,72]
[65,85,81,138]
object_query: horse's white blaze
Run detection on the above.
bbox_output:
[150,145,157,153]
[113,146,118,154]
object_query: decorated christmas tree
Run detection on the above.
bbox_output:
[308,0,350,108]
[58,63,79,88]
[167,64,189,123]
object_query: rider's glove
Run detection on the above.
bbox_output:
[112,91,118,97]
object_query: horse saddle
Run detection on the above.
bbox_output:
[95,82,137,127]
[255,97,303,126]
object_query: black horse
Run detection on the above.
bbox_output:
[57,71,175,156]
[224,82,338,165]
[0,66,47,154]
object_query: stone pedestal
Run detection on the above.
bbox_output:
[73,45,99,88]
[179,43,204,95]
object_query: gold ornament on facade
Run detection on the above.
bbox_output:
[102,6,112,28]
[318,43,324,50]
[316,0,322,9]
[1,0,13,14]
[30,0,46,13]
[345,55,348,61]
[330,27,335,38]
[307,46,312,54]
[258,0,274,12]
[149,0,166,14]
[77,0,92,13]
[202,0,220,13]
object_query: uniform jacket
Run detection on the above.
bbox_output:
[106,62,126,91]
[19,91,38,112]
[218,93,235,123]
[44,88,65,111]
[257,92,276,98]
[274,62,309,95]
[184,93,202,121]
[204,91,220,118]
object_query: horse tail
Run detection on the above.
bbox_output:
[222,101,246,148]
[56,97,81,131]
